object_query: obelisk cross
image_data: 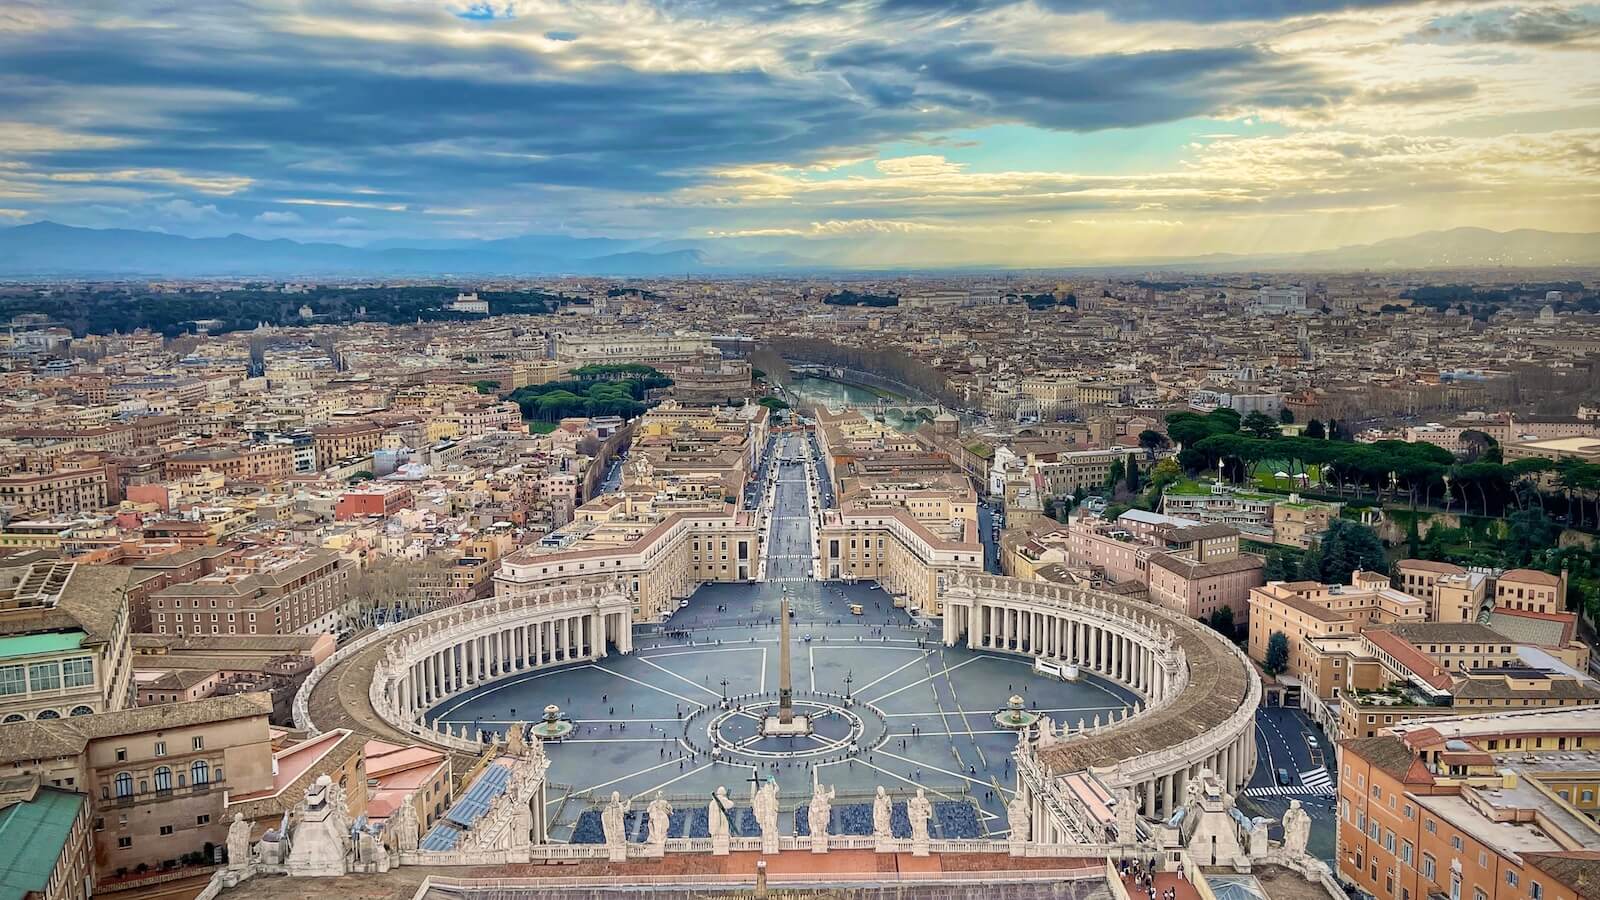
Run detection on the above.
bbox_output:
[778,591,794,724]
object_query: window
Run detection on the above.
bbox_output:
[1531,882,1543,900]
[1451,836,1463,851]
[154,741,166,757]
[1425,819,1437,834]
[27,662,60,691]
[159,825,173,836]
[191,760,209,785]
[197,815,210,826]
[62,657,94,688]
[1421,854,1436,880]
[1401,842,1413,865]
[114,772,133,798]
[70,705,93,716]
[0,665,24,696]
[192,736,204,751]
[117,837,132,849]
[1506,872,1519,888]
[153,766,172,792]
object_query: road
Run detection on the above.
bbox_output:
[1240,706,1338,865]
[978,501,1002,574]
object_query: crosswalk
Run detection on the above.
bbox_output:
[1300,767,1333,791]
[1242,784,1335,798]
[1242,767,1335,798]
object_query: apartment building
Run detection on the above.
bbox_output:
[0,469,108,517]
[310,422,382,469]
[149,548,355,636]
[0,561,136,722]
[1337,709,1600,900]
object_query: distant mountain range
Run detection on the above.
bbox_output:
[0,221,1595,277]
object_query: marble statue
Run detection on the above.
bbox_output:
[753,780,780,853]
[907,788,932,855]
[505,721,526,757]
[808,783,835,851]
[1282,799,1312,856]
[1116,786,1139,843]
[226,812,251,871]
[1249,816,1272,857]
[601,791,631,860]
[390,799,420,853]
[708,786,732,838]
[647,792,671,850]
[1007,793,1031,844]
[871,786,893,840]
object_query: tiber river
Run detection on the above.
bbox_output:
[786,374,924,432]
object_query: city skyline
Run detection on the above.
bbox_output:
[1,1,1597,267]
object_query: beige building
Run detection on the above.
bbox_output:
[818,473,985,616]
[0,469,108,517]
[1247,572,1426,703]
[496,492,761,622]
[0,693,275,879]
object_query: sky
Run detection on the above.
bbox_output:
[0,0,1596,266]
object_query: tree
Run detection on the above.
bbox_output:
[1264,631,1290,676]
[1305,419,1326,440]
[1108,457,1126,489]
[1207,606,1236,637]
[1138,429,1169,455]
[1126,459,1142,494]
[1306,519,1386,584]
[1242,411,1280,439]
[1279,407,1295,425]
[1264,549,1298,581]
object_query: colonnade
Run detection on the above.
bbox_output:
[393,608,632,720]
[949,600,1173,703]
[942,573,1259,838]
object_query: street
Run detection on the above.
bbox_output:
[1241,706,1338,864]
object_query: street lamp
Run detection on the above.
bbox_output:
[720,677,730,701]
[844,669,854,702]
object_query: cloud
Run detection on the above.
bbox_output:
[826,42,1350,131]
[456,2,516,22]
[155,198,231,222]
[1363,79,1479,106]
[874,155,964,176]
[333,215,364,226]
[0,208,28,218]
[254,210,303,224]
[0,0,1595,251]
[1418,6,1600,47]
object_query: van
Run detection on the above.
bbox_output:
[849,603,864,615]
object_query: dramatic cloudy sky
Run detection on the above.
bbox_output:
[1,0,1596,264]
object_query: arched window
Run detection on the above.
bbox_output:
[154,766,172,792]
[1,714,22,724]
[191,760,209,785]
[114,772,133,798]
[34,709,60,720]
[69,706,93,717]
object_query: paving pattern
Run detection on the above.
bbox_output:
[428,436,1138,841]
